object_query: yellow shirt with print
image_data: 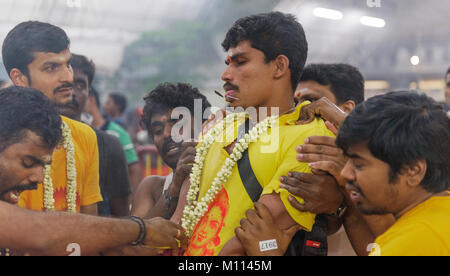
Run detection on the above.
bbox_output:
[185,102,334,256]
[370,193,450,256]
[19,116,102,212]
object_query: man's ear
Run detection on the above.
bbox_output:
[9,68,30,87]
[405,160,427,188]
[273,55,290,79]
[338,100,356,114]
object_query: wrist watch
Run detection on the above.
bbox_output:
[327,201,348,218]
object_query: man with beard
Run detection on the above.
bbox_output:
[336,91,450,256]
[131,83,211,220]
[2,21,101,214]
[58,53,131,217]
[0,86,187,256]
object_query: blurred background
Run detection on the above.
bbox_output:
[1,0,449,109]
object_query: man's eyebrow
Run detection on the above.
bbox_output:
[26,155,52,166]
[226,52,248,64]
[41,61,61,68]
[343,151,366,161]
[150,121,164,128]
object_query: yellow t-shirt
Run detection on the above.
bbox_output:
[370,194,450,256]
[19,116,102,212]
[185,102,334,256]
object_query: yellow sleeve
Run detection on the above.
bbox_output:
[373,223,446,256]
[261,145,316,231]
[79,127,102,206]
[260,119,334,232]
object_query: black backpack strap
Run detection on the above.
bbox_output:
[237,150,263,202]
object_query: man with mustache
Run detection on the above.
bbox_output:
[131,83,211,220]
[170,12,334,256]
[0,86,187,256]
[58,53,132,217]
[336,92,450,256]
[2,21,101,214]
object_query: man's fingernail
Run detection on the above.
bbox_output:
[297,146,302,152]
[297,154,304,160]
[305,138,310,143]
[309,162,316,168]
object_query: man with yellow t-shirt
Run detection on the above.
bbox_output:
[335,91,450,256]
[2,21,102,214]
[171,12,334,256]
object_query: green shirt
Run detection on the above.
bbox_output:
[103,121,139,165]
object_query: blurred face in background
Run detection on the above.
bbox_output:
[103,96,119,118]
[58,69,89,120]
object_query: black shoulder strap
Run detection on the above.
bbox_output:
[236,119,263,202]
[235,120,328,256]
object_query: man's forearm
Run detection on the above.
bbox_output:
[0,202,139,255]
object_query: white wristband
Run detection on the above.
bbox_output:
[259,239,278,252]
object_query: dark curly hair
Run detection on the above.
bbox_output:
[221,12,308,91]
[300,63,365,105]
[0,86,62,153]
[142,83,211,132]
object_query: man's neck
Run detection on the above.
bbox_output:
[249,95,295,122]
[393,190,447,220]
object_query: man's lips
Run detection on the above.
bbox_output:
[2,190,22,204]
[345,183,362,201]
[165,143,182,157]
[55,87,73,95]
[224,90,239,102]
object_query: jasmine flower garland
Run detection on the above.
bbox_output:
[181,113,278,237]
[43,122,77,212]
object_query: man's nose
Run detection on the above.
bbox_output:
[60,64,74,84]
[29,166,45,184]
[340,160,355,183]
[221,65,233,82]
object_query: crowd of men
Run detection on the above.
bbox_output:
[0,11,448,256]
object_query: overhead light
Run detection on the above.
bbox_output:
[313,8,344,20]
[360,16,386,28]
[410,56,420,66]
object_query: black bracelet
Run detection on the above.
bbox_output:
[129,216,147,246]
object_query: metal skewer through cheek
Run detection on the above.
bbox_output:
[215,90,239,101]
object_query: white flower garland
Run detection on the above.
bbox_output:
[43,122,77,213]
[181,113,278,237]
